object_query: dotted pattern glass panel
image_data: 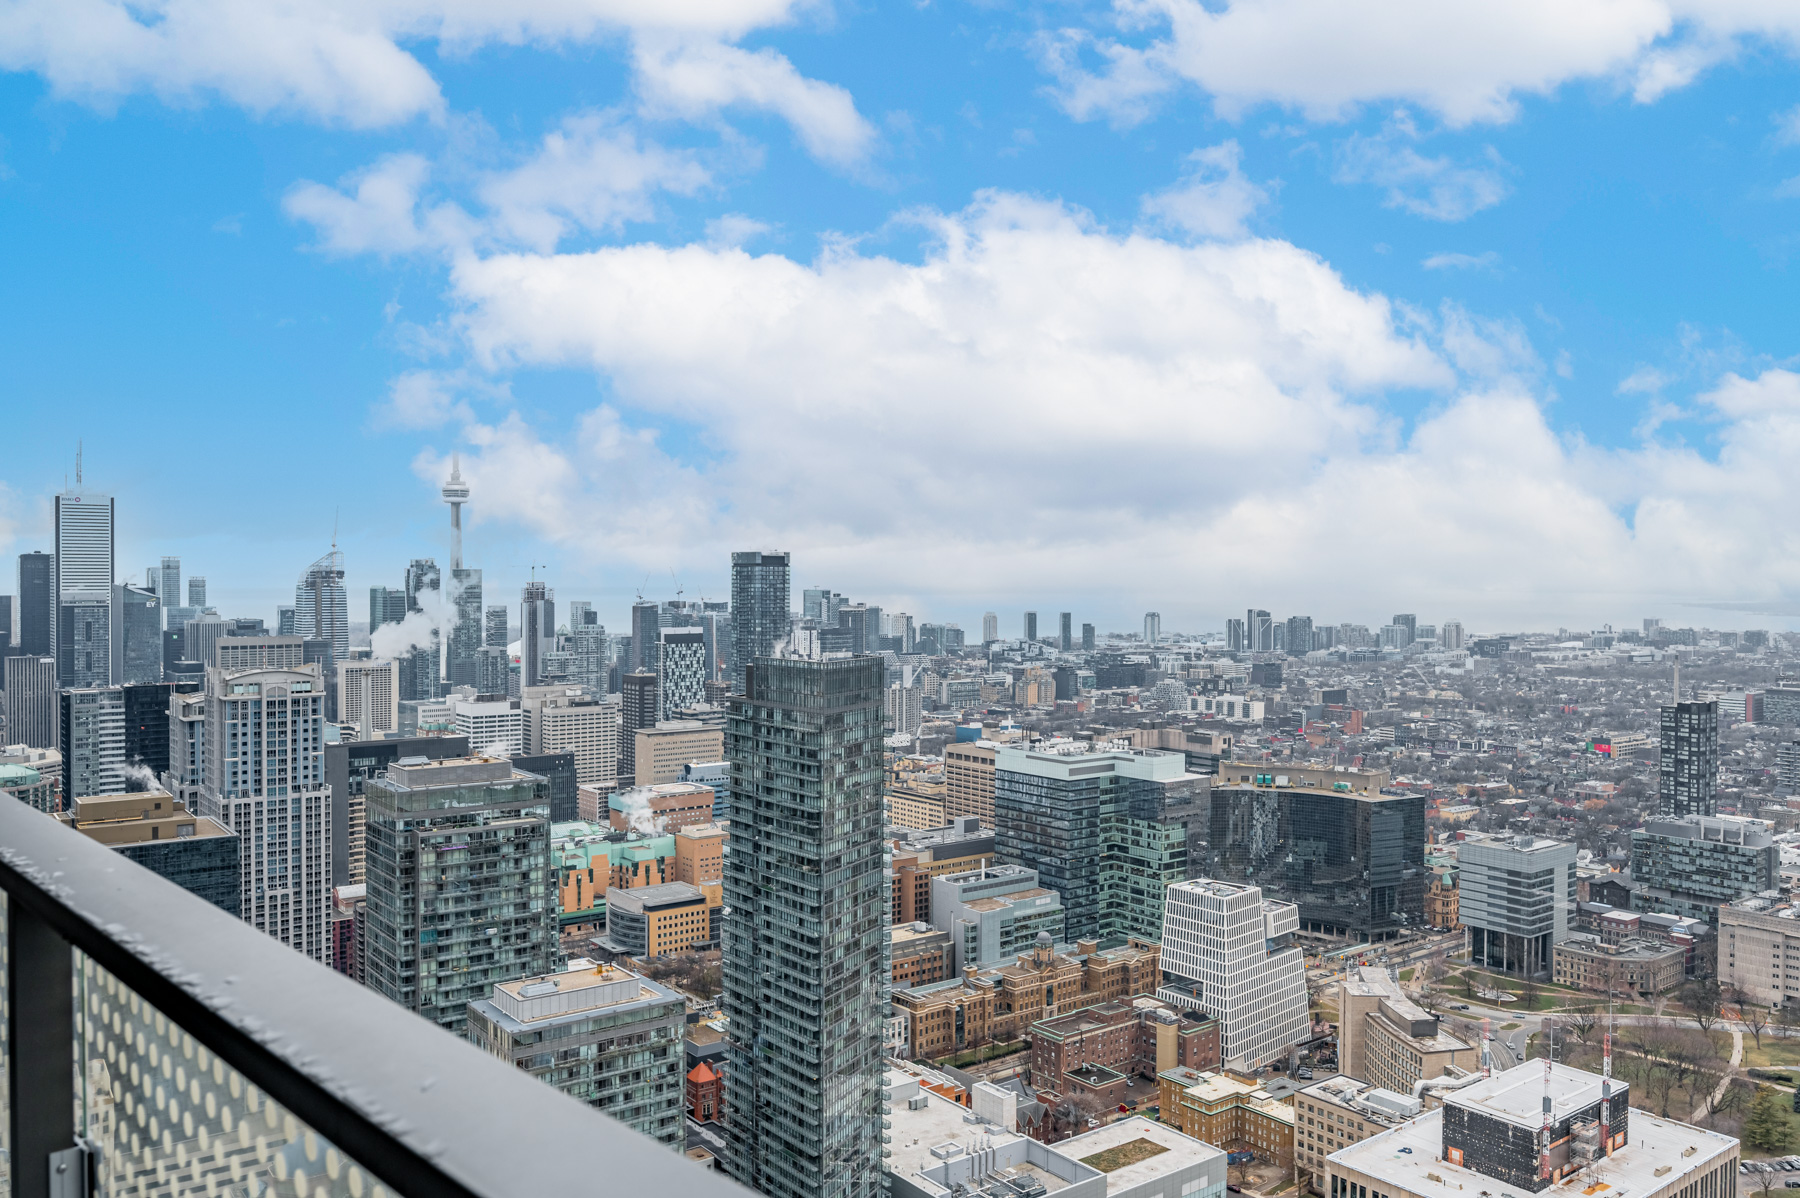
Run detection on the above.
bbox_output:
[73,950,394,1198]
[1,892,11,1198]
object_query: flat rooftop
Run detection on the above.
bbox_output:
[1056,1117,1224,1192]
[884,1069,1080,1196]
[476,962,681,1032]
[1331,1106,1736,1198]
[607,881,706,911]
[1444,1060,1621,1130]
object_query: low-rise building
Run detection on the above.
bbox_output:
[1338,967,1476,1101]
[610,781,717,835]
[1552,933,1687,996]
[1720,894,1800,1004]
[892,922,954,987]
[1156,1066,1296,1170]
[466,960,685,1147]
[1294,1075,1419,1193]
[1326,1062,1736,1198]
[893,937,1164,1060]
[890,817,996,924]
[686,1061,723,1123]
[56,790,240,914]
[1056,1118,1229,1198]
[889,785,948,831]
[884,1064,1105,1198]
[1425,864,1459,930]
[603,880,721,956]
[633,720,724,786]
[933,866,1066,971]
[1030,997,1219,1104]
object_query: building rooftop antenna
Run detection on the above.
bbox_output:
[75,440,83,487]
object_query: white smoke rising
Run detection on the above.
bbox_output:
[369,575,464,661]
[615,786,659,836]
[479,740,514,759]
[119,762,166,792]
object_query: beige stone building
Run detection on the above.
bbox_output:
[1553,933,1686,996]
[1294,1075,1417,1193]
[523,686,620,788]
[633,720,724,785]
[1338,967,1475,1102]
[1720,895,1800,1005]
[943,740,996,824]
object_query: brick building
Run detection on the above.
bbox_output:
[891,922,954,987]
[1553,934,1687,996]
[687,1061,723,1123]
[1157,1066,1295,1170]
[1029,997,1219,1105]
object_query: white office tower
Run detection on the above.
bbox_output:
[55,484,115,687]
[982,612,998,643]
[1159,878,1309,1070]
[1144,611,1162,645]
[1439,620,1465,651]
[453,694,523,756]
[340,659,400,739]
[294,549,349,661]
[886,665,923,736]
[199,664,332,961]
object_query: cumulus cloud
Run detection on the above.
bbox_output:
[1333,119,1509,221]
[1140,141,1268,239]
[1038,0,1800,130]
[378,192,1800,627]
[0,0,868,167]
[631,37,877,167]
[285,116,709,255]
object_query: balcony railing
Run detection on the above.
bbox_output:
[0,796,746,1198]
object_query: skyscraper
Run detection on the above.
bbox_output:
[1158,879,1309,1070]
[370,586,408,629]
[723,655,886,1198]
[200,662,332,960]
[3,655,57,748]
[1660,701,1719,818]
[18,551,52,656]
[1081,622,1095,651]
[485,603,509,648]
[1226,617,1245,652]
[1023,611,1037,643]
[1143,611,1161,645]
[55,485,115,687]
[631,600,662,673]
[729,551,790,694]
[1284,615,1313,658]
[657,628,707,718]
[111,583,162,684]
[405,558,441,612]
[158,556,181,608]
[363,755,555,1035]
[1391,614,1417,646]
[188,576,206,608]
[618,672,658,780]
[1440,620,1465,651]
[520,582,554,688]
[61,687,126,798]
[1058,612,1072,651]
[294,549,349,661]
[1247,609,1273,652]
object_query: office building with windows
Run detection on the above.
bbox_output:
[60,686,126,799]
[59,791,241,914]
[340,659,400,739]
[1629,815,1777,925]
[1144,612,1161,645]
[293,549,349,664]
[363,755,554,1036]
[1159,878,1309,1070]
[520,582,554,689]
[1459,834,1576,978]
[370,586,408,630]
[19,549,53,656]
[323,734,469,888]
[619,672,658,780]
[55,488,115,687]
[1659,700,1718,817]
[110,583,161,684]
[930,864,1065,972]
[723,655,886,1198]
[452,694,522,756]
[522,686,619,791]
[199,664,333,960]
[4,654,58,748]
[484,604,509,648]
[994,744,1208,942]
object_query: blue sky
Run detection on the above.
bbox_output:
[5,0,1800,636]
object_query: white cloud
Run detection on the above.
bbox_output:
[477,113,711,251]
[631,37,877,167]
[1040,0,1800,130]
[1334,120,1509,221]
[1140,140,1268,239]
[1421,251,1500,271]
[285,117,709,255]
[0,0,864,164]
[382,193,1800,626]
[1777,104,1800,145]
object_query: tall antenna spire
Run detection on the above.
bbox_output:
[1672,653,1681,705]
[1539,1018,1555,1182]
[76,440,83,487]
[442,453,470,571]
[1600,1000,1614,1158]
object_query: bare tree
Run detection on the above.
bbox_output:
[1682,979,1723,1036]
[1520,973,1540,1011]
[1728,986,1770,1050]
[1567,1008,1598,1043]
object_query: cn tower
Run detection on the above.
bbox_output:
[442,454,470,569]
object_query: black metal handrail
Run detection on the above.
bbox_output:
[0,796,745,1198]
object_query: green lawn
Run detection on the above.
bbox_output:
[1398,968,1415,982]
[1743,1036,1800,1069]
